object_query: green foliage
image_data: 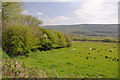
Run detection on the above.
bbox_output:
[56,32,67,48]
[2,25,37,56]
[2,25,71,56]
[103,38,112,42]
[21,15,43,26]
[2,2,24,22]
[64,34,72,47]
[39,34,52,50]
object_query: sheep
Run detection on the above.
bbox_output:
[94,57,96,59]
[90,48,92,50]
[110,49,113,52]
[93,48,96,50]
[117,59,119,61]
[88,53,90,55]
[73,49,75,51]
[86,56,89,59]
[105,56,108,58]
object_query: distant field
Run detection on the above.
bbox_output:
[43,24,118,39]
[4,41,117,78]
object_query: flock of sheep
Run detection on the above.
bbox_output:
[72,45,119,61]
[73,46,113,52]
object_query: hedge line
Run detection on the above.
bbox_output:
[2,25,72,57]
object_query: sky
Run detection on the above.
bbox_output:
[22,0,119,25]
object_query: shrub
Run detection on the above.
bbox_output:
[81,38,87,41]
[56,31,67,48]
[2,25,37,56]
[39,34,52,51]
[103,38,112,42]
[64,34,72,47]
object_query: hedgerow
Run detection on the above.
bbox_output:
[2,25,71,56]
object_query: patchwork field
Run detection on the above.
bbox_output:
[3,41,118,78]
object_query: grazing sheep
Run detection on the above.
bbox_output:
[113,59,115,61]
[93,48,96,50]
[73,49,75,51]
[86,56,89,59]
[94,57,96,59]
[105,56,108,58]
[117,59,119,61]
[110,49,113,52]
[90,48,92,50]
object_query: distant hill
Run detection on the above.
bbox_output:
[42,24,118,38]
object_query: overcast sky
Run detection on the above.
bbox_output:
[22,0,119,25]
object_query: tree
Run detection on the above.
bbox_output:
[2,2,24,23]
[22,15,43,26]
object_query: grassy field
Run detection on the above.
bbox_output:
[3,41,118,78]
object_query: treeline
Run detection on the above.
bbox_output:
[72,38,118,42]
[2,2,71,57]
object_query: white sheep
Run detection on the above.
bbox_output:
[90,48,92,50]
[110,49,113,52]
[73,49,75,51]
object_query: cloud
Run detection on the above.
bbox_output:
[22,10,30,15]
[36,12,43,15]
[74,0,118,24]
[42,16,70,25]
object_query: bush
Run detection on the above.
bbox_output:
[56,32,67,48]
[39,34,52,51]
[2,25,72,56]
[81,38,87,41]
[103,38,112,42]
[64,34,72,47]
[2,25,37,56]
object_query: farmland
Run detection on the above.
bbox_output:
[3,41,118,78]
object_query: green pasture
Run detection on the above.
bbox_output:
[3,41,119,78]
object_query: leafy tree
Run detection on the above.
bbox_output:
[64,34,72,47]
[2,2,24,23]
[21,15,43,26]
